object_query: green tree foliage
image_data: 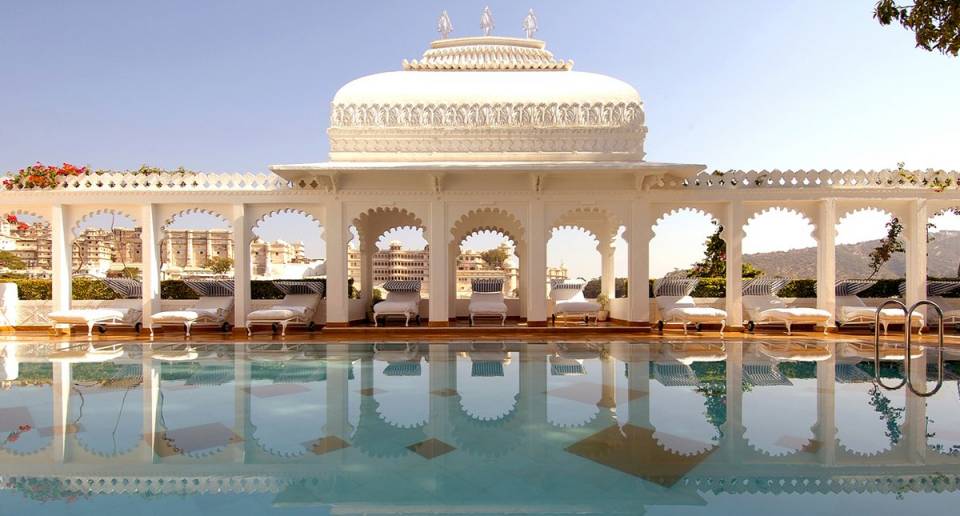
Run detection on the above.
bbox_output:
[688,222,763,279]
[0,251,25,270]
[875,0,960,56]
[479,247,509,269]
[582,277,628,299]
[204,256,234,276]
[867,217,905,279]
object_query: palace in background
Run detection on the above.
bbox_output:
[0,221,567,294]
[347,241,568,297]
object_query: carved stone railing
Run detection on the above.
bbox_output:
[672,169,960,190]
[2,172,296,193]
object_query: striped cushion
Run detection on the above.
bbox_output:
[273,280,326,296]
[654,277,698,297]
[897,280,960,297]
[835,280,876,296]
[184,280,234,297]
[742,277,788,296]
[101,278,142,299]
[382,280,421,293]
[550,279,585,291]
[471,278,504,293]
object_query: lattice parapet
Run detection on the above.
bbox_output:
[671,169,960,190]
[1,172,296,192]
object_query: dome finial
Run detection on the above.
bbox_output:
[480,6,495,36]
[437,10,453,39]
[522,9,538,39]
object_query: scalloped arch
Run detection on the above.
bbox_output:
[551,206,624,244]
[450,207,526,248]
[653,206,721,228]
[837,206,898,225]
[161,207,231,230]
[251,208,322,232]
[72,208,141,234]
[353,207,426,249]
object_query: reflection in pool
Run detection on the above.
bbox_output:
[1,340,960,514]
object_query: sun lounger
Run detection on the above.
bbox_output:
[653,277,726,335]
[835,280,924,335]
[246,293,322,336]
[48,343,124,363]
[1,343,19,381]
[550,279,601,325]
[758,342,832,362]
[468,278,507,326]
[150,296,234,337]
[373,280,422,326]
[741,278,831,335]
[48,279,144,336]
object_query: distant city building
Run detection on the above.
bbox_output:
[347,241,567,298]
[0,222,311,279]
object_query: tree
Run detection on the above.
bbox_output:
[875,0,960,56]
[688,221,763,278]
[0,251,25,270]
[867,217,905,279]
[204,256,234,276]
[480,247,509,269]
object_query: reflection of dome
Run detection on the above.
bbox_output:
[329,36,646,163]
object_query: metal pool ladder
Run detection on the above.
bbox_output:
[873,299,945,397]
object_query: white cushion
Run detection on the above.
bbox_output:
[374,300,419,314]
[840,305,924,323]
[665,306,726,323]
[247,308,303,321]
[194,296,234,312]
[555,300,602,313]
[657,295,697,311]
[470,292,507,313]
[758,307,831,322]
[48,308,138,324]
[280,294,322,308]
[151,309,221,323]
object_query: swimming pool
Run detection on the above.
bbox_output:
[1,340,959,514]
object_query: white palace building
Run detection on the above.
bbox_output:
[1,31,958,331]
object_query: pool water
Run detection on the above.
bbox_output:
[1,340,960,515]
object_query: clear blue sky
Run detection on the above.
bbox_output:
[3,1,959,278]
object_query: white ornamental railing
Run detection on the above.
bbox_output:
[675,169,960,190]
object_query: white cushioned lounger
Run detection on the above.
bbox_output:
[246,293,321,336]
[550,280,600,325]
[837,295,924,335]
[743,295,831,335]
[48,301,143,337]
[468,278,507,326]
[656,295,727,335]
[374,280,422,326]
[150,296,234,337]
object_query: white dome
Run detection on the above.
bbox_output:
[327,37,647,163]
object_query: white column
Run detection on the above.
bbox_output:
[325,200,349,325]
[724,202,744,329]
[627,200,651,324]
[50,204,72,312]
[427,200,449,326]
[231,204,251,328]
[142,351,160,461]
[526,200,547,325]
[51,362,71,463]
[904,199,928,309]
[816,199,837,326]
[814,346,837,464]
[599,240,616,299]
[141,204,162,329]
[359,245,373,303]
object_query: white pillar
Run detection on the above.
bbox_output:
[627,200,651,324]
[141,204,162,329]
[51,362,70,463]
[724,202,744,329]
[231,204,251,328]
[904,199,928,310]
[816,199,837,326]
[325,200,349,325]
[814,346,837,464]
[142,352,160,461]
[600,240,616,299]
[428,200,449,326]
[526,200,547,325]
[359,245,373,303]
[50,204,72,312]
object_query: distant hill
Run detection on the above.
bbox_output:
[743,230,960,279]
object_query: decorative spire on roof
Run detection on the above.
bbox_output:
[402,36,574,71]
[522,9,538,39]
[437,10,453,39]
[480,6,495,36]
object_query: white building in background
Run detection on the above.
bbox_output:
[0,18,955,330]
[347,241,568,298]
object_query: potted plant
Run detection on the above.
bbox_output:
[596,293,610,322]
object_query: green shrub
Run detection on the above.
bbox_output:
[161,280,199,300]
[779,279,817,298]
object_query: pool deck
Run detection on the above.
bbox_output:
[4,320,960,346]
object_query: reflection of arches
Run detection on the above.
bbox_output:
[71,367,145,458]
